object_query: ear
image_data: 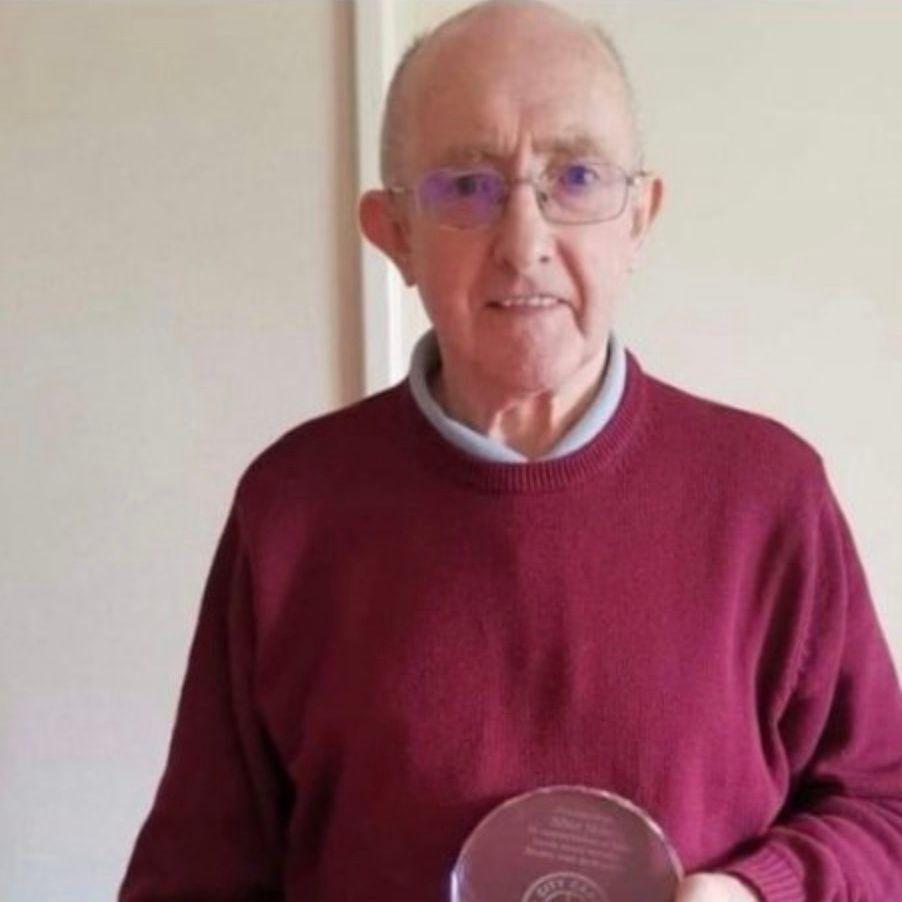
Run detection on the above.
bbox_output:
[358,190,417,287]
[627,172,664,269]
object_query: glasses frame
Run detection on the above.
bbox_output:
[387,161,651,230]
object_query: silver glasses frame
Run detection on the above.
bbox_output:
[387,161,651,229]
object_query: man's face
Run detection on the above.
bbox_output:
[379,7,660,398]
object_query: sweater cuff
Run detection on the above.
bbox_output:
[722,844,803,902]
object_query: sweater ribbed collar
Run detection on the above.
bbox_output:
[400,348,650,494]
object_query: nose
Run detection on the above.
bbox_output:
[490,180,554,274]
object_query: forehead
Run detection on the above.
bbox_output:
[434,130,618,170]
[403,10,633,172]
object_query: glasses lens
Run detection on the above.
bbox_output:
[417,168,505,228]
[544,160,628,223]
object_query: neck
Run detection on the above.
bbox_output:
[430,345,609,460]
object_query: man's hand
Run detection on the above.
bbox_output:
[675,872,759,901]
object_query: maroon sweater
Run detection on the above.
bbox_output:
[120,352,902,901]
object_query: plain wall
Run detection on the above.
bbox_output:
[1,2,359,897]
[2,1,900,899]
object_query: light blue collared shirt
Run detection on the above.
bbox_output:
[407,330,627,463]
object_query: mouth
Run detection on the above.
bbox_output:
[487,293,567,311]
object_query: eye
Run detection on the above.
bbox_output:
[557,162,601,191]
[449,171,497,198]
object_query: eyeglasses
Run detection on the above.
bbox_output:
[389,159,649,230]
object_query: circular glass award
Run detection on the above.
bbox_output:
[450,785,683,902]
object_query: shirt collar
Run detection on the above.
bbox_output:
[407,329,627,463]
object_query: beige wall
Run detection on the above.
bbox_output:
[2,1,900,898]
[1,2,358,897]
[395,0,902,660]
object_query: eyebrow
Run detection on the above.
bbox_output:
[535,133,614,159]
[434,133,614,168]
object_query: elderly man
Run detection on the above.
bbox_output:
[120,2,902,900]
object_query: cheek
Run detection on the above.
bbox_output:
[411,231,486,315]
[563,228,634,308]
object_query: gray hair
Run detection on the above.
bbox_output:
[378,1,643,187]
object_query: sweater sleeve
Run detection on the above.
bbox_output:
[119,501,292,900]
[720,473,902,901]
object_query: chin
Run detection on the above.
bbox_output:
[490,361,583,397]
[495,343,600,395]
